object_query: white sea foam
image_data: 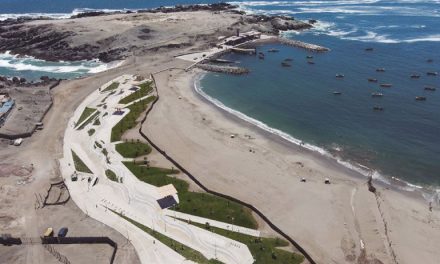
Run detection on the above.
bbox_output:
[193,72,436,196]
[0,51,123,75]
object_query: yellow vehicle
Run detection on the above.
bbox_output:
[43,227,53,237]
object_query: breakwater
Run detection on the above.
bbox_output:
[245,37,330,52]
[196,64,249,75]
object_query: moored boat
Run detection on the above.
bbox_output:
[380,83,392,88]
[333,91,342,95]
[373,106,384,111]
[371,92,383,97]
[365,47,374,51]
[415,96,427,101]
[424,86,436,91]
[335,74,345,78]
[281,61,291,67]
[306,55,314,59]
[376,68,385,72]
[268,49,279,52]
[368,78,378,82]
[410,74,421,79]
[307,61,315,65]
[427,71,438,76]
[258,53,264,60]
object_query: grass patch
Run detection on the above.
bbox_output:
[111,210,222,264]
[111,96,156,142]
[188,222,304,264]
[102,82,119,92]
[71,150,92,174]
[105,169,118,182]
[77,111,100,130]
[124,162,258,229]
[87,128,95,136]
[76,107,96,126]
[118,81,153,105]
[116,141,152,158]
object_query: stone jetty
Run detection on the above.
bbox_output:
[278,38,330,52]
[196,64,250,75]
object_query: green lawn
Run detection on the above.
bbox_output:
[102,82,120,92]
[111,96,156,142]
[105,169,118,182]
[116,141,152,158]
[71,150,92,174]
[76,107,96,126]
[111,210,223,264]
[188,222,304,264]
[123,162,258,229]
[77,111,100,130]
[119,81,153,105]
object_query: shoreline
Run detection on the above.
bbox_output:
[145,65,440,263]
[192,70,436,205]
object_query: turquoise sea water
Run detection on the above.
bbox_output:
[198,1,440,192]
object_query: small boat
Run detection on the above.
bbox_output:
[284,58,293,62]
[380,83,392,88]
[258,52,264,55]
[424,86,436,91]
[415,96,427,101]
[365,47,374,51]
[306,55,314,59]
[268,49,279,53]
[427,59,433,63]
[373,106,384,111]
[335,74,345,78]
[376,68,385,72]
[307,61,315,65]
[371,92,383,97]
[368,78,378,83]
[258,54,264,60]
[410,74,421,79]
[333,91,342,95]
[427,71,438,76]
[281,61,291,67]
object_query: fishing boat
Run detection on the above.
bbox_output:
[380,83,392,88]
[335,74,345,78]
[373,106,384,111]
[415,96,427,101]
[371,92,383,97]
[333,91,342,95]
[281,61,291,67]
[376,68,385,72]
[268,49,279,52]
[365,47,374,51]
[424,86,436,91]
[306,55,314,59]
[427,71,438,76]
[307,61,315,65]
[368,78,378,82]
[258,53,264,60]
[427,59,433,63]
[284,58,293,62]
[410,74,421,79]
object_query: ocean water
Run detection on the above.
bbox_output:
[197,0,440,192]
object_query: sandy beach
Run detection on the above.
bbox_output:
[1,5,439,264]
[143,67,440,264]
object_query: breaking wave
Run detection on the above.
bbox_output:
[0,51,123,78]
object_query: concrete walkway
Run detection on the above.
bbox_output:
[59,74,255,264]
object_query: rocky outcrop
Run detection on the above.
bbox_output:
[271,17,312,31]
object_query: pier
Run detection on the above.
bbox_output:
[278,38,330,52]
[196,64,250,74]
